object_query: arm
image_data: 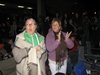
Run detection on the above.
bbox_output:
[15,36,32,49]
[12,46,28,63]
[64,32,74,49]
[46,34,60,52]
[65,38,74,49]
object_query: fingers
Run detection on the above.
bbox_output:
[66,31,72,39]
[57,31,61,41]
[68,31,72,37]
[66,32,68,35]
[36,46,40,51]
[58,31,61,36]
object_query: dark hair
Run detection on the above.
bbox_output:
[55,72,65,75]
[55,32,68,70]
[22,17,38,31]
[0,70,3,75]
[25,18,37,25]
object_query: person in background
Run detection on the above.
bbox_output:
[67,33,80,75]
[12,18,47,75]
[0,40,11,60]
[46,18,74,75]
[0,41,4,61]
[55,72,65,75]
[0,70,3,75]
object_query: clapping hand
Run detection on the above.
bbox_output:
[57,31,61,42]
[36,46,41,52]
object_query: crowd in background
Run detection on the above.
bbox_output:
[0,11,100,61]
[0,10,100,75]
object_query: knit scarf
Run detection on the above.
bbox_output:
[24,31,43,75]
[24,31,43,46]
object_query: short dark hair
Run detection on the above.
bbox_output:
[55,72,65,75]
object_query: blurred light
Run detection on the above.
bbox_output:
[17,5,24,8]
[7,17,9,20]
[27,7,32,9]
[72,12,74,14]
[0,3,5,6]
[94,12,96,14]
[74,2,78,5]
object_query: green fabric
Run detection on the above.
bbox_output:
[24,31,44,47]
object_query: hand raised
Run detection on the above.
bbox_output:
[65,31,72,40]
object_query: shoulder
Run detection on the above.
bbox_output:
[46,30,54,38]
[62,31,66,36]
[14,31,25,43]
[16,31,25,40]
[37,33,45,40]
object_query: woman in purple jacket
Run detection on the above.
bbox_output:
[46,18,74,75]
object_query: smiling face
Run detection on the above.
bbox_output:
[25,18,37,35]
[51,18,62,33]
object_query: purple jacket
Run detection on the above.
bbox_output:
[46,30,74,61]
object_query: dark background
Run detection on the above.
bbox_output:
[0,0,99,15]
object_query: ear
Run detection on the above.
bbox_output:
[60,26,62,30]
[22,26,26,31]
[35,24,38,29]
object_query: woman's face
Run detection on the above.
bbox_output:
[51,21,61,33]
[25,19,37,35]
